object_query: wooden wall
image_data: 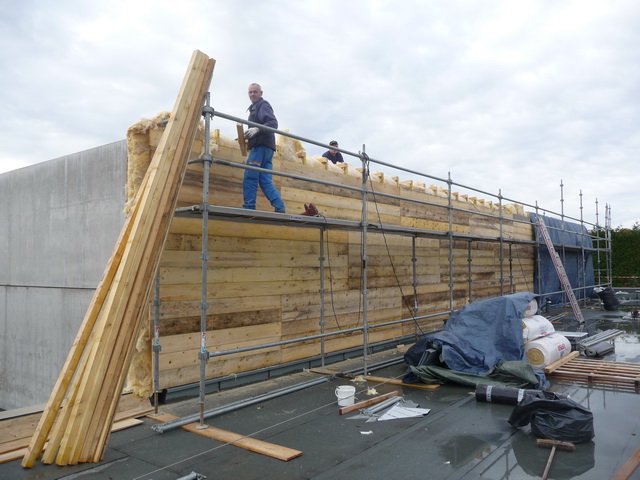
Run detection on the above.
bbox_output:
[126,116,535,392]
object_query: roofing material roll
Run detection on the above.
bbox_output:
[525,333,571,370]
[522,315,555,343]
[475,384,543,405]
[584,341,615,357]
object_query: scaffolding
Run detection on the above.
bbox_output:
[149,97,613,428]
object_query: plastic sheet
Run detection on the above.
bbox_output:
[508,392,595,443]
[595,286,620,311]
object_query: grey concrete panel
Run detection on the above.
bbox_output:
[0,141,128,409]
[0,176,8,285]
[3,140,127,288]
[0,286,95,410]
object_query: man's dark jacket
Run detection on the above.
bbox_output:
[247,98,278,151]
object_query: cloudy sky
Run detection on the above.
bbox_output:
[1,0,638,227]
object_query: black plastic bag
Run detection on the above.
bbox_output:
[508,392,594,443]
[595,286,620,311]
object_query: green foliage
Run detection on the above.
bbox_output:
[611,222,640,287]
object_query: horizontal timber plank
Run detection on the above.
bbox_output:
[149,414,302,461]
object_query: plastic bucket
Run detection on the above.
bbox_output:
[525,333,571,369]
[335,385,356,406]
[522,315,555,342]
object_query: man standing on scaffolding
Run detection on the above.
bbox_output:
[243,83,286,213]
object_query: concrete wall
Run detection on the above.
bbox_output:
[0,141,127,410]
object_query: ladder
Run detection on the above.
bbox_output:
[536,215,585,324]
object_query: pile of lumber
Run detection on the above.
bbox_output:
[0,394,153,465]
[545,351,640,394]
[21,50,215,468]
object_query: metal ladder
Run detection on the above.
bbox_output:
[536,215,585,324]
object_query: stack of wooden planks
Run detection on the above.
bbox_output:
[0,394,153,465]
[21,50,215,468]
[545,351,640,394]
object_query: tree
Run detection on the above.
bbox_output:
[610,222,640,287]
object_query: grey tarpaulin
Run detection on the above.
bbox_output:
[404,292,548,388]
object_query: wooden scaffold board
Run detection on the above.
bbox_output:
[545,356,640,394]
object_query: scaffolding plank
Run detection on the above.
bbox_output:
[150,414,302,461]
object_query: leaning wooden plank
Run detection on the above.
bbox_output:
[24,50,215,468]
[236,123,247,156]
[73,51,214,465]
[91,52,215,463]
[339,391,400,415]
[363,376,441,390]
[21,185,144,468]
[543,350,580,374]
[89,53,215,464]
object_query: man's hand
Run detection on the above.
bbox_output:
[245,127,259,139]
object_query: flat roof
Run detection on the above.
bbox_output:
[3,307,640,479]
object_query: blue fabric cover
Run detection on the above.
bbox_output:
[420,292,536,375]
[531,214,594,305]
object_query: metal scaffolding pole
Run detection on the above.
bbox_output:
[319,228,326,366]
[196,93,214,427]
[535,202,542,298]
[411,235,419,336]
[360,146,370,375]
[152,270,162,414]
[498,190,505,296]
[447,172,454,313]
[467,241,473,303]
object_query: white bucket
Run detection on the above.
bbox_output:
[522,315,555,342]
[525,333,571,370]
[523,298,538,317]
[335,385,356,406]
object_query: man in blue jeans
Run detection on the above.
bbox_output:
[243,83,286,213]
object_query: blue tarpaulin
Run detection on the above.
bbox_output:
[406,292,537,376]
[531,214,595,306]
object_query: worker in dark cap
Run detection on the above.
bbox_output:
[322,140,344,164]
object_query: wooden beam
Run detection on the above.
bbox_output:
[611,447,640,480]
[543,350,580,374]
[339,390,400,415]
[149,414,302,461]
[363,376,441,391]
[236,123,247,156]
